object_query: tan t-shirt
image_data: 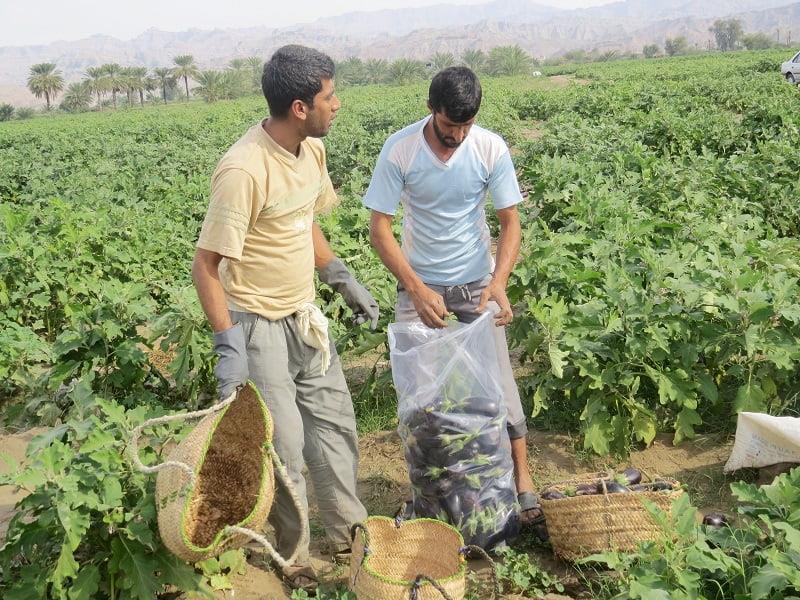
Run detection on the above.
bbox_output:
[197,122,338,320]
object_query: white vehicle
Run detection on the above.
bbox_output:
[781,50,800,84]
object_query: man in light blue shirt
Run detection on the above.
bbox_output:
[365,67,539,526]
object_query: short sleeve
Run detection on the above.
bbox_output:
[488,151,523,210]
[314,166,338,215]
[196,168,263,260]
[362,141,405,215]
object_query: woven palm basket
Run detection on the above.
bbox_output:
[349,516,467,600]
[540,471,685,561]
[155,382,275,562]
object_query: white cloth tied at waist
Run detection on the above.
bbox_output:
[295,302,331,376]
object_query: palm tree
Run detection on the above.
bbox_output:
[244,56,262,91]
[101,63,123,108]
[27,63,64,110]
[364,59,389,84]
[336,57,366,86]
[60,81,93,112]
[84,66,108,109]
[173,55,199,99]
[389,58,426,84]
[487,45,534,76]
[0,104,14,121]
[153,68,176,104]
[461,49,487,73]
[194,70,228,102]
[126,67,148,106]
[428,52,456,72]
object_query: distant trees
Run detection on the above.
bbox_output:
[173,55,199,99]
[390,58,426,84]
[153,68,176,105]
[429,52,456,71]
[487,45,535,76]
[459,49,484,73]
[742,32,775,50]
[664,36,689,56]
[0,104,14,121]
[643,44,660,58]
[60,81,93,112]
[711,19,744,51]
[27,63,64,110]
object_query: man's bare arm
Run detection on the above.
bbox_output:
[191,248,233,333]
[312,222,336,268]
[477,205,521,326]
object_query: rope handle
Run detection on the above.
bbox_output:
[128,385,310,569]
[408,575,454,600]
[201,445,310,570]
[127,389,240,487]
[348,522,371,590]
[460,545,501,599]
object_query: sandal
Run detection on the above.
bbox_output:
[282,565,319,595]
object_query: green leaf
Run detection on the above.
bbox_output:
[112,536,160,600]
[734,382,767,414]
[750,565,787,599]
[68,565,101,600]
[548,343,568,379]
[632,410,657,445]
[673,407,702,444]
[774,522,800,553]
[102,477,123,507]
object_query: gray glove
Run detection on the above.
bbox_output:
[213,323,249,399]
[318,258,380,329]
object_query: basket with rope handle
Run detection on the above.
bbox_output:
[128,381,308,566]
[539,470,685,561]
[348,515,500,600]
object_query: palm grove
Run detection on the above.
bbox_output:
[2,21,792,121]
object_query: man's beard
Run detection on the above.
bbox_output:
[432,116,462,148]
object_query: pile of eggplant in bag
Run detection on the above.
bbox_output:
[399,393,519,549]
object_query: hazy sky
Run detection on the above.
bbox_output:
[0,0,617,47]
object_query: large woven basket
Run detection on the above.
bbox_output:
[540,471,685,561]
[154,383,276,562]
[349,516,469,600]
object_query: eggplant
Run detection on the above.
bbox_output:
[702,512,729,528]
[622,467,642,485]
[541,490,566,500]
[576,483,598,496]
[650,481,674,492]
[600,481,630,494]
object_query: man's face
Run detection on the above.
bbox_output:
[431,111,475,148]
[303,78,340,137]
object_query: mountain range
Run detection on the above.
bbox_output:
[3,0,799,106]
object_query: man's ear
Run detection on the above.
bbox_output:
[290,99,307,121]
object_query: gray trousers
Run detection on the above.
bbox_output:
[395,277,528,439]
[230,310,367,565]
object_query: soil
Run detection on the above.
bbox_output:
[0,424,741,599]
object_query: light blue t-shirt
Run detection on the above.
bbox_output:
[363,116,523,286]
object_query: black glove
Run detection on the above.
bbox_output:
[318,258,380,329]
[213,323,249,399]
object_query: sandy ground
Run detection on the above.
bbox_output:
[0,424,740,599]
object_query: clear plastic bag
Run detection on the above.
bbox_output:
[388,310,519,549]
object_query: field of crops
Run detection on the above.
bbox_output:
[1,50,799,598]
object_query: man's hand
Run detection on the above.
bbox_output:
[476,278,513,326]
[213,323,249,398]
[409,284,449,329]
[318,258,380,329]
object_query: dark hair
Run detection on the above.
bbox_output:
[428,66,482,123]
[261,45,335,118]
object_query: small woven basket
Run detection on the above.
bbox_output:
[349,516,476,600]
[540,471,685,561]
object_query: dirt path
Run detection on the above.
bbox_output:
[0,427,48,540]
[0,427,736,599]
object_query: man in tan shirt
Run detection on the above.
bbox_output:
[192,45,377,594]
